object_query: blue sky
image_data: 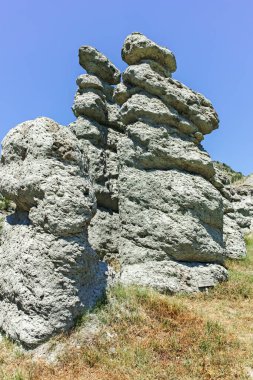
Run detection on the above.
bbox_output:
[1,0,253,174]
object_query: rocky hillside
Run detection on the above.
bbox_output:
[0,32,252,351]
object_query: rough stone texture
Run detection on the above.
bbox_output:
[121,261,227,294]
[118,168,224,265]
[0,117,107,347]
[79,46,121,85]
[223,214,246,259]
[89,208,120,262]
[121,32,177,73]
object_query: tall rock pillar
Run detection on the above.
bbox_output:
[115,33,227,292]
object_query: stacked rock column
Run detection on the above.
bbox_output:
[70,46,122,263]
[114,33,227,292]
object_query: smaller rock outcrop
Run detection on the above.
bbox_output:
[0,117,107,347]
[213,162,248,259]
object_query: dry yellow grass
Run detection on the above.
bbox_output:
[1,237,253,380]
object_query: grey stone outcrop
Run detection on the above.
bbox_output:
[2,32,250,346]
[0,118,107,347]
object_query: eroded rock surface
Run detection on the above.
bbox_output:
[0,117,107,347]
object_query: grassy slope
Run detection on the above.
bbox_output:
[1,240,253,379]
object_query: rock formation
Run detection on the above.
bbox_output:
[2,32,249,346]
[114,33,227,292]
[0,118,107,347]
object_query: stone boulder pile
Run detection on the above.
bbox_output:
[0,118,107,347]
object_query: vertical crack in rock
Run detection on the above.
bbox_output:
[0,118,107,347]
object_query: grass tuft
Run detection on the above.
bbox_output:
[0,197,11,211]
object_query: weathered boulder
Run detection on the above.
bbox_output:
[0,117,107,347]
[72,91,108,123]
[79,46,121,85]
[121,32,177,73]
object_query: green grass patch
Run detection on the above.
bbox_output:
[0,197,11,211]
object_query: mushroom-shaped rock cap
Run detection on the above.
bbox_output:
[122,32,177,73]
[79,46,121,85]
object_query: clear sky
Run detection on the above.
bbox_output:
[1,0,252,174]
